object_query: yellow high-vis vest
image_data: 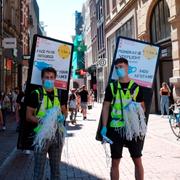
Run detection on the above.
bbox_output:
[35,88,61,119]
[109,80,139,128]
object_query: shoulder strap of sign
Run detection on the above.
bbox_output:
[112,80,119,105]
[129,82,138,96]
[35,88,44,115]
[111,80,124,119]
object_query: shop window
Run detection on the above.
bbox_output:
[106,0,110,16]
[150,0,170,43]
[116,17,135,39]
[112,0,116,9]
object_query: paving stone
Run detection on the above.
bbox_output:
[0,104,180,179]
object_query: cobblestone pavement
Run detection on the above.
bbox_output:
[0,113,18,166]
[0,103,180,180]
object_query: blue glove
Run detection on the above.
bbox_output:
[57,114,65,123]
[100,126,107,137]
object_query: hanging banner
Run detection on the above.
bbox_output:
[30,35,73,89]
[96,36,160,141]
[111,37,160,88]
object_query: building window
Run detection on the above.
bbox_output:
[100,0,103,16]
[150,0,170,43]
[106,0,110,16]
[116,17,135,39]
[112,0,116,9]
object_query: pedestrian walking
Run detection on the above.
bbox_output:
[12,88,19,113]
[79,85,89,120]
[26,67,66,180]
[69,88,77,124]
[88,89,94,108]
[1,92,11,130]
[159,82,171,117]
[100,58,146,180]
[76,92,81,112]
[16,89,25,132]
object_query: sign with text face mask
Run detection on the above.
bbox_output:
[30,35,74,90]
[111,37,160,88]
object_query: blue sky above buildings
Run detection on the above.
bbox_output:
[37,0,86,43]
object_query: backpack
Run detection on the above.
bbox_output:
[34,88,44,115]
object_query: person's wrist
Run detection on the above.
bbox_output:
[101,126,107,137]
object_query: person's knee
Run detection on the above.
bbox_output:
[132,157,143,168]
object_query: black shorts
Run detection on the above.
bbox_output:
[110,138,144,159]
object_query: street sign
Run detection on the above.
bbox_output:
[23,55,31,60]
[97,58,106,67]
[2,38,17,49]
[74,44,87,52]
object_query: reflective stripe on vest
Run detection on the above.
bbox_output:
[110,80,139,128]
[35,88,61,118]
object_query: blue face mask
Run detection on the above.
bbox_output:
[43,79,54,90]
[116,68,126,78]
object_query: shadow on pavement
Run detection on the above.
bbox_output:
[0,150,105,180]
[66,124,83,131]
[0,150,34,180]
[45,161,104,180]
[0,114,18,167]
[60,162,103,180]
[87,118,96,121]
[66,132,74,137]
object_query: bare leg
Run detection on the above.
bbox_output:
[132,157,144,180]
[84,108,87,118]
[111,158,120,180]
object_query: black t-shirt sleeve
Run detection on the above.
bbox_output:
[60,90,68,106]
[135,86,144,103]
[104,84,113,102]
[27,91,39,109]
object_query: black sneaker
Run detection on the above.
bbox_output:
[83,117,86,120]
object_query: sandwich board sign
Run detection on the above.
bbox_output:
[30,35,73,90]
[96,36,160,141]
[17,35,74,150]
[111,37,160,88]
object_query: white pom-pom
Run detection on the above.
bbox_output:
[33,106,60,150]
[123,101,147,141]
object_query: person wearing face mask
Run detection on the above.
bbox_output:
[100,58,146,180]
[26,67,66,180]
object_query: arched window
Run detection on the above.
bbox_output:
[150,0,171,43]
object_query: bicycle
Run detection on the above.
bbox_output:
[169,102,180,140]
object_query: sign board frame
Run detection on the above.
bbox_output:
[96,36,160,141]
[28,35,73,90]
[17,34,74,150]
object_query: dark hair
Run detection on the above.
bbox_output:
[114,57,128,65]
[41,67,57,78]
